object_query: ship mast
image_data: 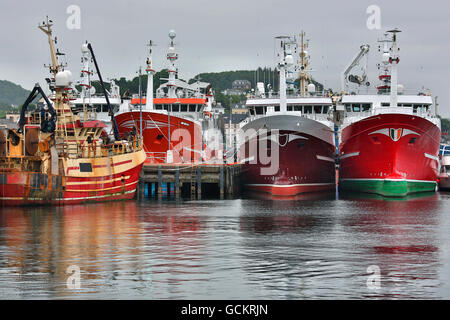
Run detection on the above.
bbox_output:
[80,42,92,122]
[298,31,311,96]
[276,36,293,113]
[38,17,77,151]
[38,17,59,76]
[145,40,155,111]
[388,29,401,108]
[167,30,178,99]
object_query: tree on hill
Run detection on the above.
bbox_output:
[0,80,30,107]
[439,116,450,133]
[88,69,170,97]
[190,68,279,93]
[85,68,324,102]
[190,68,324,94]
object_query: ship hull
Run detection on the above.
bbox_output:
[115,111,203,164]
[0,150,146,206]
[339,113,440,197]
[240,115,336,196]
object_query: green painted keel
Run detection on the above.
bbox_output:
[339,179,437,197]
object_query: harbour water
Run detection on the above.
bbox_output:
[1,191,450,299]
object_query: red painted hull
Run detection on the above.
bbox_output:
[339,113,441,195]
[0,163,144,206]
[241,130,336,196]
[115,111,203,164]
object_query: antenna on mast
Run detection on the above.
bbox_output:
[145,39,156,73]
[297,31,312,96]
[387,28,401,107]
[145,40,156,111]
[166,30,178,98]
[39,17,67,76]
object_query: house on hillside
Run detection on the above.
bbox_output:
[232,80,251,91]
[222,79,252,96]
[5,113,20,122]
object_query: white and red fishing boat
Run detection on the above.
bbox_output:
[0,18,146,206]
[115,31,216,164]
[338,30,441,196]
[239,33,336,196]
[70,42,122,130]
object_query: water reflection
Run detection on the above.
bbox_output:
[0,192,448,299]
[239,194,337,235]
[234,192,443,299]
[0,202,151,298]
[338,192,441,298]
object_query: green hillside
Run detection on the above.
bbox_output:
[440,116,450,133]
[191,68,278,92]
[191,68,324,93]
[0,80,31,118]
[88,69,170,99]
[0,80,30,107]
[94,68,324,108]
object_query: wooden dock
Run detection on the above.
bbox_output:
[137,163,242,199]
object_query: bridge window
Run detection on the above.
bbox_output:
[189,104,196,112]
[287,105,302,111]
[79,163,93,173]
[314,105,322,114]
[413,104,431,113]
[362,104,371,111]
[172,105,179,112]
[255,107,264,115]
[304,105,312,114]
[181,104,188,112]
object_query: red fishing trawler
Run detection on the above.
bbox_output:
[115,31,217,164]
[0,18,146,206]
[239,33,336,196]
[338,30,441,197]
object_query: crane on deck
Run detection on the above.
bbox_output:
[341,44,370,93]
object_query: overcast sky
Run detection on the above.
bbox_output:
[1,0,449,115]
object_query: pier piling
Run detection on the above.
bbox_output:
[175,168,180,198]
[158,166,162,199]
[220,166,224,199]
[197,167,202,200]
[139,163,241,199]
